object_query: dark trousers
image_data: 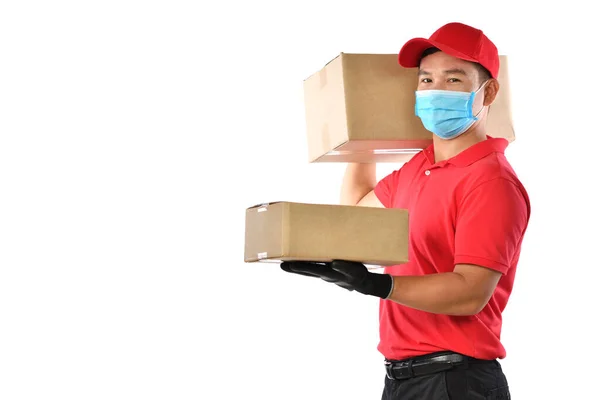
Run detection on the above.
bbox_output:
[381,357,510,400]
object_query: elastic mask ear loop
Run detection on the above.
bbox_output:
[472,80,490,119]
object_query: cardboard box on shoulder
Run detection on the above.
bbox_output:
[244,201,409,268]
[303,53,514,163]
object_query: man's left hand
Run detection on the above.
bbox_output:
[280,260,393,299]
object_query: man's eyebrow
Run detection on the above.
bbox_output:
[417,68,469,76]
[443,68,468,75]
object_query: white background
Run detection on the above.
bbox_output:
[1,1,598,399]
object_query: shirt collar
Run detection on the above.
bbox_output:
[423,136,509,167]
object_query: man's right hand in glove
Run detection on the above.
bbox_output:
[280,260,394,299]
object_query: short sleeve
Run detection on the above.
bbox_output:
[374,168,402,208]
[454,178,530,274]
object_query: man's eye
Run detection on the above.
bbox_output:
[448,78,461,83]
[421,78,432,83]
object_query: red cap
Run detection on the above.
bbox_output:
[398,22,499,79]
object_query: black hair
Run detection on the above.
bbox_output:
[419,47,492,84]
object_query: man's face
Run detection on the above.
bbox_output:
[417,51,482,93]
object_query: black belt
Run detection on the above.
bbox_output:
[384,352,492,380]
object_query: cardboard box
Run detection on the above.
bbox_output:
[303,53,514,163]
[244,201,409,267]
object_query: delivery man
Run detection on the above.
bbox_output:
[281,22,530,399]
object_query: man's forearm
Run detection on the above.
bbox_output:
[387,272,485,316]
[340,163,376,205]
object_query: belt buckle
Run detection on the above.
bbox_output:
[385,360,413,380]
[384,361,394,379]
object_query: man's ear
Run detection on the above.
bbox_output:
[483,79,500,106]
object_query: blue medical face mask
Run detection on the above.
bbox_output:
[414,82,488,140]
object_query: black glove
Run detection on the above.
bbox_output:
[280,260,393,299]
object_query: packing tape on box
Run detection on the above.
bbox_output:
[321,124,332,155]
[319,67,327,89]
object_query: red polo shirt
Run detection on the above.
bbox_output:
[374,136,530,361]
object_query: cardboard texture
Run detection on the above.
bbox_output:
[244,202,409,267]
[303,53,514,163]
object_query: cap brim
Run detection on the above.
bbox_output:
[398,38,479,68]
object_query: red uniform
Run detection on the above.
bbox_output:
[374,136,530,361]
